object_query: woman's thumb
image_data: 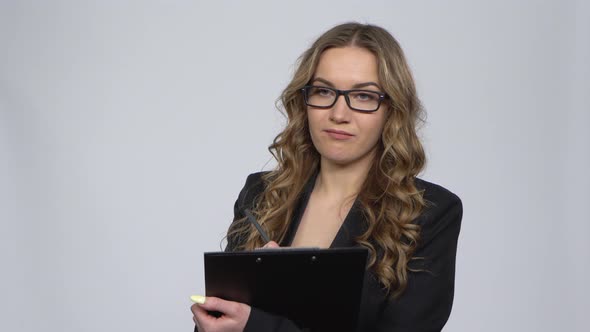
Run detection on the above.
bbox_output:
[262,241,280,248]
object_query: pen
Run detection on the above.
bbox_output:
[244,209,271,243]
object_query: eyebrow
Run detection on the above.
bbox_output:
[312,77,383,90]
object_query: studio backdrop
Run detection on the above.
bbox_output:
[1,1,588,331]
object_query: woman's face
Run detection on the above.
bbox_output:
[307,46,388,168]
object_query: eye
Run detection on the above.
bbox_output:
[351,91,379,102]
[314,87,334,97]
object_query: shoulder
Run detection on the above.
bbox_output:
[235,171,270,209]
[413,178,463,247]
[241,171,269,194]
[415,178,462,213]
[243,171,268,188]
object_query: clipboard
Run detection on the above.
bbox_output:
[204,247,368,332]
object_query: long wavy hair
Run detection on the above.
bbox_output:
[228,22,426,298]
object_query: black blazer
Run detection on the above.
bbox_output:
[205,171,462,332]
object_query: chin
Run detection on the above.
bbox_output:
[321,153,357,166]
[319,147,377,167]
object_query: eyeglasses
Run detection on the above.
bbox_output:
[301,85,387,112]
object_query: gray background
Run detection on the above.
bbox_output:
[1,1,588,331]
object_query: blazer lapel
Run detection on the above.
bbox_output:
[329,200,367,248]
[280,172,317,246]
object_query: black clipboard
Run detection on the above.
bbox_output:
[204,247,368,332]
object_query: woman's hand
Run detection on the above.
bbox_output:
[191,296,251,332]
[261,241,280,249]
[191,242,279,331]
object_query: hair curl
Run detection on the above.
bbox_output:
[228,22,426,298]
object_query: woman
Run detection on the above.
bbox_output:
[191,22,462,332]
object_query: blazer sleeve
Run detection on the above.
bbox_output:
[374,189,463,332]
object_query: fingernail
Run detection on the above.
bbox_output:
[190,295,206,304]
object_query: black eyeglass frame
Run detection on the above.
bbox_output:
[301,85,388,113]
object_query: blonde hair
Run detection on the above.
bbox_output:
[228,22,426,298]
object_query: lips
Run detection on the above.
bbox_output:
[324,129,354,140]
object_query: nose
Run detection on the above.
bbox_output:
[329,94,352,123]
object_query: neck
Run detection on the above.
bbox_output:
[315,151,376,200]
